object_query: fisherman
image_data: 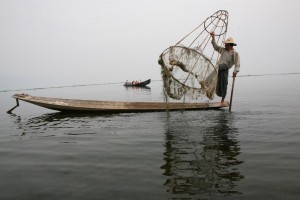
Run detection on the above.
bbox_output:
[210,32,240,105]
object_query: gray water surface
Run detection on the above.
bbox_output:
[1,77,300,199]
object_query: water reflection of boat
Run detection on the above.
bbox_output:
[161,111,244,197]
[9,112,119,136]
[124,85,151,90]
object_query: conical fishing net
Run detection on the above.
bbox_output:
[158,10,229,101]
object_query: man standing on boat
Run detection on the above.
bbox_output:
[210,32,240,105]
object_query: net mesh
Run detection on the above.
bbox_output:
[158,10,229,101]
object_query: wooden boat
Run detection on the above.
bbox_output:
[123,79,151,87]
[7,93,229,114]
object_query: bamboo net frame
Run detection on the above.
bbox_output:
[158,10,229,101]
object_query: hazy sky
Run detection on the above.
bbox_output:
[1,0,300,90]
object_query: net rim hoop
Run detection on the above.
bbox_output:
[161,45,218,72]
[203,16,228,36]
[160,45,217,90]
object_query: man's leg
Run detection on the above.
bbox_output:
[221,97,225,103]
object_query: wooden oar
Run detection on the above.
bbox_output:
[7,99,19,114]
[229,76,236,112]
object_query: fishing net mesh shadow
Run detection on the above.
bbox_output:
[158,10,229,101]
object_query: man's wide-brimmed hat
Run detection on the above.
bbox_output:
[223,37,237,46]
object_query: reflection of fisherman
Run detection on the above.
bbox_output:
[210,32,240,105]
[161,111,243,196]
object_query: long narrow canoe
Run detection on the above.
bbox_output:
[123,79,151,87]
[8,93,229,113]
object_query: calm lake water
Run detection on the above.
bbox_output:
[1,76,300,200]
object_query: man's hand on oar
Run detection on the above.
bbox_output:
[233,71,237,77]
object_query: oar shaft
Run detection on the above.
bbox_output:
[7,99,19,114]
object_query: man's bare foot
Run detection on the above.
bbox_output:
[220,100,227,106]
[220,102,226,106]
[220,97,226,106]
